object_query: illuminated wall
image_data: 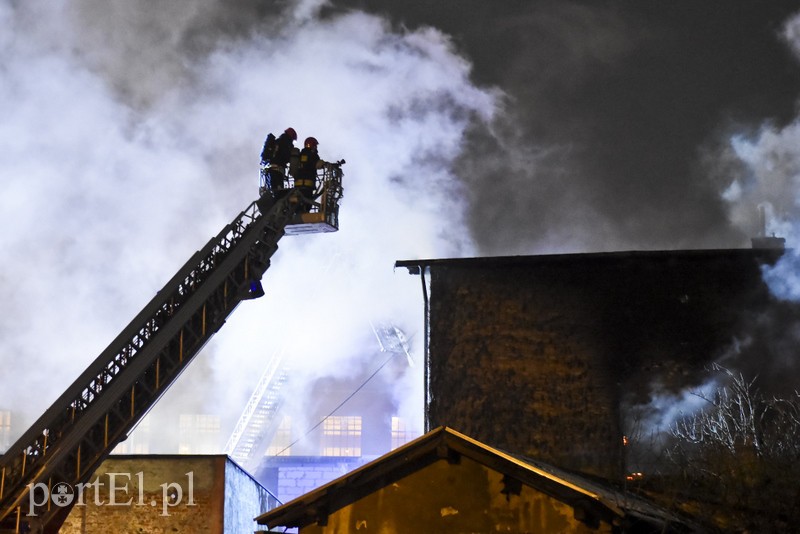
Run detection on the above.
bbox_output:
[298,455,612,533]
[59,455,274,534]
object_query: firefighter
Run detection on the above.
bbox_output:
[295,136,327,211]
[261,127,297,196]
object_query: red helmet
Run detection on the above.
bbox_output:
[284,127,297,141]
[304,136,318,148]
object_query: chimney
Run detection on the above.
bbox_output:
[751,204,785,250]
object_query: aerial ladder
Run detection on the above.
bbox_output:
[224,345,289,469]
[0,162,344,533]
[223,320,412,471]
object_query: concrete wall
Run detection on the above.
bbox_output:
[423,249,788,480]
[224,460,276,534]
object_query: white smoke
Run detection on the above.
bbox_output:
[719,12,800,233]
[0,0,498,456]
[726,116,800,299]
[722,79,800,301]
[783,11,800,61]
[624,11,800,444]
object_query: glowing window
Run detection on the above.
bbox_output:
[391,416,414,450]
[321,416,361,457]
[178,414,220,454]
[0,410,10,453]
[113,417,151,454]
[266,416,292,456]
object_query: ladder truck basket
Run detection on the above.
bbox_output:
[284,161,344,236]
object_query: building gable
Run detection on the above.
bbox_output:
[257,427,690,532]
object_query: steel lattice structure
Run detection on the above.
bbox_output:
[0,189,309,533]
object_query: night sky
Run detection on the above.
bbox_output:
[338,1,800,254]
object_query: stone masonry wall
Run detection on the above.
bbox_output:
[428,259,622,479]
[59,455,270,534]
[425,250,787,480]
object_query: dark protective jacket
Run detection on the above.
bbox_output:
[295,147,320,189]
[272,133,295,167]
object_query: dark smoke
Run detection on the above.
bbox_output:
[5,0,800,456]
[338,1,800,437]
[339,0,800,254]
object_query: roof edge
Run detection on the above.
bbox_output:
[395,247,786,274]
[256,426,625,529]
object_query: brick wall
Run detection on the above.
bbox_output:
[423,250,785,480]
[428,259,623,479]
[59,455,271,533]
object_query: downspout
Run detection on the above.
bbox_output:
[420,265,430,433]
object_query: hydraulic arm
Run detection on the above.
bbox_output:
[0,188,312,533]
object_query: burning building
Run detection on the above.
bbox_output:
[396,246,795,480]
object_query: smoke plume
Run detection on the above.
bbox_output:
[631,9,800,437]
[5,0,800,471]
[0,0,497,453]
[334,1,800,255]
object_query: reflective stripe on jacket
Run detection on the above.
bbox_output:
[295,178,315,188]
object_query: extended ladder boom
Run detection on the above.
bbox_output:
[0,190,305,532]
[224,347,288,469]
